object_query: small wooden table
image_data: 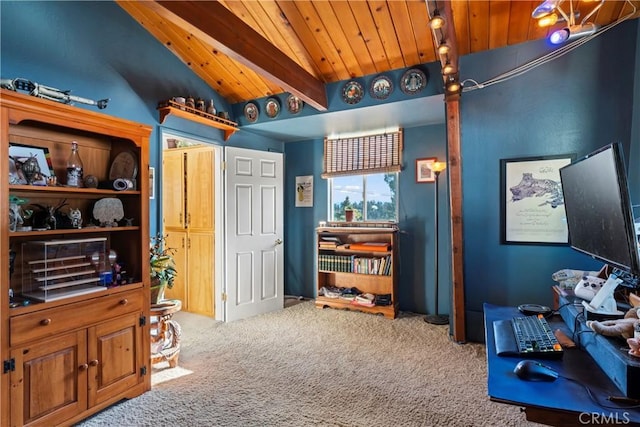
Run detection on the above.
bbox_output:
[150,299,182,368]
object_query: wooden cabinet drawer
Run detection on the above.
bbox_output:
[10,290,142,346]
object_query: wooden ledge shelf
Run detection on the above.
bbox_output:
[157,101,238,141]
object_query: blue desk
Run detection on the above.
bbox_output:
[484,303,640,426]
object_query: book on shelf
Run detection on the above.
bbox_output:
[349,242,391,252]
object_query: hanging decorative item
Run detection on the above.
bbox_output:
[265,97,281,119]
[370,75,393,100]
[341,80,364,105]
[400,68,427,95]
[244,102,259,123]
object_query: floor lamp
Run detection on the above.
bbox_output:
[425,161,449,325]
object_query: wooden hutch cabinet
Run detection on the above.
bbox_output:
[0,89,151,427]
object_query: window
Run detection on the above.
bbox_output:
[330,172,398,221]
[323,130,402,222]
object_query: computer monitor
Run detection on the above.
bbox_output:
[559,142,639,314]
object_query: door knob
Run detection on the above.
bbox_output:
[275,239,283,245]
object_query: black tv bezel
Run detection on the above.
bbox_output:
[559,142,640,277]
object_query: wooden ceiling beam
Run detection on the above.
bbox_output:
[149,1,328,111]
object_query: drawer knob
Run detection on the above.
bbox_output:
[79,363,88,371]
[89,359,99,367]
[120,299,128,305]
[40,318,51,326]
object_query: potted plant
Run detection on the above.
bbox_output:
[150,233,177,304]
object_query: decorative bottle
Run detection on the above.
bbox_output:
[66,141,83,187]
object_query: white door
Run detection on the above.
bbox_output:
[225,146,284,321]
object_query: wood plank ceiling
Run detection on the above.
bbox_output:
[118,0,640,110]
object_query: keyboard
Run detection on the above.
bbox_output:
[493,314,564,359]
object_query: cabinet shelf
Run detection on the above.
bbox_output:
[9,225,140,237]
[157,101,238,141]
[9,184,140,195]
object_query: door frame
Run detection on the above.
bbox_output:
[159,130,224,321]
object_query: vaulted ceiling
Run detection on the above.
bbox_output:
[118,0,639,113]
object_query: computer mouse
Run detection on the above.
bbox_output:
[513,360,559,382]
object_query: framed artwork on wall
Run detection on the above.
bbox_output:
[416,157,437,183]
[500,154,575,245]
[149,166,155,199]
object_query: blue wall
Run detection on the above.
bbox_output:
[459,22,638,341]
[282,21,640,341]
[283,124,450,316]
[2,1,639,341]
[0,0,284,235]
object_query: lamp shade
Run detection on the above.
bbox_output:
[431,161,447,173]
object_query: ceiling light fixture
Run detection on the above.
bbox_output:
[442,62,456,75]
[549,22,598,44]
[532,0,605,45]
[445,76,461,94]
[537,13,559,27]
[437,41,450,56]
[429,11,445,30]
[531,0,562,18]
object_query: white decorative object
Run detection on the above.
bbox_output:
[93,198,124,227]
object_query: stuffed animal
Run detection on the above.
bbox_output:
[586,307,640,339]
[627,337,640,358]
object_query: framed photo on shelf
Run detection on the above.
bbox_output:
[9,143,55,185]
[416,157,437,183]
[500,153,575,245]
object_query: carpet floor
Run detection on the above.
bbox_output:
[76,300,539,427]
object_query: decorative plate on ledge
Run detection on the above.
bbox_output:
[342,81,364,105]
[370,75,393,100]
[286,95,303,114]
[400,68,427,95]
[244,102,259,123]
[265,97,281,119]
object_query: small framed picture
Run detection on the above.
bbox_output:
[416,157,437,183]
[149,167,155,199]
[9,143,55,186]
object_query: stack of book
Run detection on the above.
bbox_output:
[349,242,391,252]
[318,236,342,250]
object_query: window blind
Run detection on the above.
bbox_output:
[321,129,403,178]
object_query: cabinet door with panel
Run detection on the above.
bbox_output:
[186,147,215,231]
[88,312,143,407]
[162,230,187,304]
[10,330,88,427]
[162,149,186,229]
[186,232,215,316]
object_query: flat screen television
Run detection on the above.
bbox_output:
[559,142,639,277]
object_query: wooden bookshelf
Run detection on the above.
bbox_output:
[315,225,398,319]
